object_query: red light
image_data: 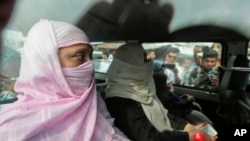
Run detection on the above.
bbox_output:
[193,132,205,141]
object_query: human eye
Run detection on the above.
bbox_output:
[74,53,85,61]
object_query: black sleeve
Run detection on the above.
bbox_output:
[157,91,191,115]
[105,97,189,141]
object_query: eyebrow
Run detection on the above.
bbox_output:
[72,47,90,54]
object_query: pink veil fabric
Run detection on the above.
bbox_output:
[0,19,129,141]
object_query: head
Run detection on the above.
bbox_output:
[102,50,109,60]
[211,43,222,60]
[58,44,92,68]
[164,47,180,63]
[15,19,94,99]
[146,49,156,60]
[211,43,222,52]
[50,20,93,68]
[201,49,218,71]
[114,43,146,66]
[107,43,156,103]
[179,57,192,69]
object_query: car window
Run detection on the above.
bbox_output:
[142,42,222,92]
[92,41,222,93]
[92,42,125,73]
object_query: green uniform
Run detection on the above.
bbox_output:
[184,66,218,90]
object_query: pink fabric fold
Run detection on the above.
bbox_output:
[0,19,129,141]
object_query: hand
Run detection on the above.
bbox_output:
[184,123,218,141]
[194,76,204,87]
[202,130,218,141]
[211,77,219,89]
[172,67,178,74]
[181,94,195,102]
[166,83,174,93]
[184,123,204,141]
[192,102,202,112]
[194,46,202,54]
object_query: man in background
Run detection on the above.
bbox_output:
[184,49,219,90]
[146,49,156,61]
[98,50,112,73]
[177,57,192,85]
[163,47,181,84]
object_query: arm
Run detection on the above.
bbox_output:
[105,97,189,141]
[193,46,202,66]
[173,67,181,85]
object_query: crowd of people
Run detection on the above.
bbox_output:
[150,43,221,91]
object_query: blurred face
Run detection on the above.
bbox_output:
[147,51,156,60]
[102,53,108,60]
[182,59,192,69]
[212,46,222,60]
[165,52,177,63]
[202,57,217,71]
[58,44,92,68]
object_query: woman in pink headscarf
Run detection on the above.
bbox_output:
[0,19,129,141]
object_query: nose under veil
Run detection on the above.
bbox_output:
[62,61,94,96]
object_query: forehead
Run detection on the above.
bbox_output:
[167,52,177,56]
[59,44,90,53]
[203,57,217,61]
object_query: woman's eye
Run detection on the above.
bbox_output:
[75,53,84,61]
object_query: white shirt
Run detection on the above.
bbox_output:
[176,66,186,85]
[98,59,111,73]
[164,69,175,84]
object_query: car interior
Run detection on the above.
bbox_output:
[1,0,250,140]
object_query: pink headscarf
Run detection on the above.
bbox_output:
[0,19,129,141]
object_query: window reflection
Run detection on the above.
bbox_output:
[92,42,124,73]
[142,42,222,91]
[92,42,222,91]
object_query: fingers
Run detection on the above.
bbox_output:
[201,131,218,141]
[195,122,208,129]
[192,102,202,110]
[211,80,219,88]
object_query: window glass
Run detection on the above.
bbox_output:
[0,30,23,103]
[92,42,125,73]
[92,41,222,92]
[142,42,222,92]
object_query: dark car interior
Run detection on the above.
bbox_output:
[76,1,250,140]
[1,0,250,140]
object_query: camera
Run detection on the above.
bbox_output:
[200,124,217,136]
[161,63,175,69]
